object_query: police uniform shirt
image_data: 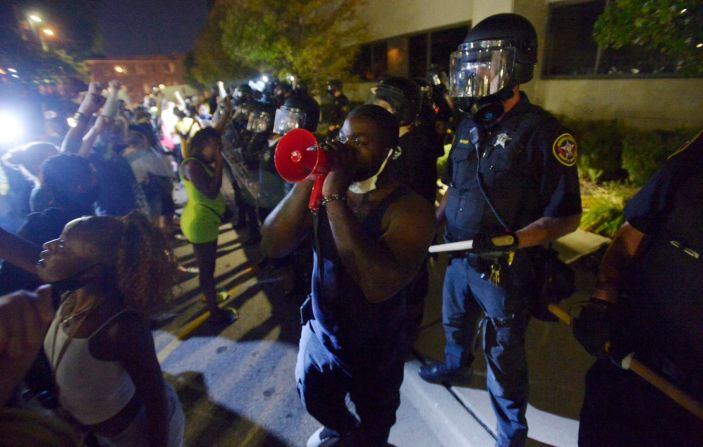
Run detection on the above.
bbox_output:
[621,131,703,381]
[624,131,703,235]
[442,93,581,242]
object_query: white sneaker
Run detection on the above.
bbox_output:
[306,427,340,447]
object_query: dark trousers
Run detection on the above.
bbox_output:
[580,359,703,446]
[442,256,532,447]
[295,321,405,446]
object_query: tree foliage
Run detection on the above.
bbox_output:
[186,1,258,87]
[218,0,366,93]
[594,0,703,75]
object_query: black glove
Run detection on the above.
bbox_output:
[470,232,519,254]
[573,298,614,357]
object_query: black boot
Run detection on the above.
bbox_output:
[418,362,473,385]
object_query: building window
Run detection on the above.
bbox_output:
[353,23,467,81]
[429,26,467,73]
[408,34,428,78]
[544,0,683,77]
[353,41,387,81]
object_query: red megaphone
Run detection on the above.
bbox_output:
[275,128,332,212]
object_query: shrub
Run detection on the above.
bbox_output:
[621,129,693,186]
[560,118,623,182]
[580,181,638,238]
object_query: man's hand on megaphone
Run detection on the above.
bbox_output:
[322,140,356,197]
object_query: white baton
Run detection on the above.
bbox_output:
[428,239,474,253]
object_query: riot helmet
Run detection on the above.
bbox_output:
[367,77,421,126]
[233,84,253,105]
[449,13,537,125]
[273,93,320,135]
[246,101,275,134]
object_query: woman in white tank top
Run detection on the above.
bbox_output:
[38,212,184,447]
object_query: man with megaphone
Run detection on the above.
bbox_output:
[262,104,436,447]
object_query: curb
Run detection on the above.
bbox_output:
[401,359,496,447]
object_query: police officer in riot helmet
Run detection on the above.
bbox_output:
[368,76,441,341]
[418,14,582,447]
[273,81,293,108]
[325,79,349,136]
[367,77,438,210]
[237,100,277,243]
[425,65,454,124]
[573,131,703,446]
[414,77,448,157]
[273,92,320,135]
[232,83,253,106]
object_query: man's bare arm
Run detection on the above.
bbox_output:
[261,180,314,258]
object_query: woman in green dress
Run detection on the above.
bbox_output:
[180,128,236,323]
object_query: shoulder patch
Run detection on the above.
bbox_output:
[552,133,577,167]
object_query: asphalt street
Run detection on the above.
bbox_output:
[154,223,446,447]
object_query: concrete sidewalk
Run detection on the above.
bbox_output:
[402,230,609,447]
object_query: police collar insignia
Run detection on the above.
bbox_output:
[552,133,578,166]
[495,133,512,149]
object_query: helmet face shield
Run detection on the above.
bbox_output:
[246,110,272,133]
[449,40,515,99]
[366,86,406,117]
[273,106,307,135]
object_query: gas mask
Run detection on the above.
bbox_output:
[449,40,517,126]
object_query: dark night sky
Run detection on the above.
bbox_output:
[98,0,209,57]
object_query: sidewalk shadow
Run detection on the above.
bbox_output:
[167,371,289,447]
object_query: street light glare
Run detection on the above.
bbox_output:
[42,28,55,37]
[114,65,125,73]
[0,112,24,145]
[28,14,43,23]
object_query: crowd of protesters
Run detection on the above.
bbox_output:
[2,12,702,447]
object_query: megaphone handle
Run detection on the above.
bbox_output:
[309,174,326,211]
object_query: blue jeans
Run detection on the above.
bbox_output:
[295,321,405,446]
[442,256,531,447]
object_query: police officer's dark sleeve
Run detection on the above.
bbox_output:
[624,132,703,235]
[441,144,454,185]
[533,120,582,218]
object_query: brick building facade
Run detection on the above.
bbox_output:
[85,55,186,104]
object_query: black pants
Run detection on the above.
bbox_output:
[580,359,703,446]
[295,322,405,446]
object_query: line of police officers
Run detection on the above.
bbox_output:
[220,12,702,447]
